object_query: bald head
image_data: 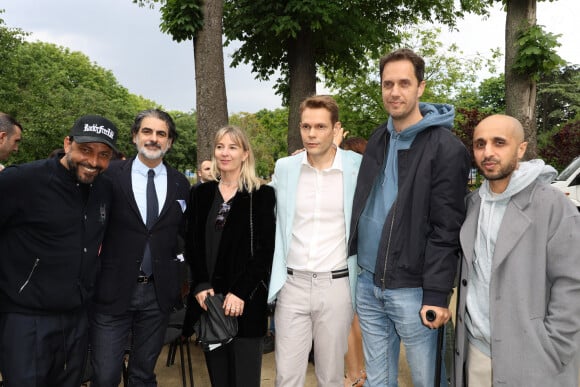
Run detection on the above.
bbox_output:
[472,114,528,193]
[475,114,525,144]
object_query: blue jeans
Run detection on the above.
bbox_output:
[356,270,445,387]
[90,282,170,387]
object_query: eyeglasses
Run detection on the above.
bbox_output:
[215,201,231,230]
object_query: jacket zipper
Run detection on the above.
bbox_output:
[381,200,397,290]
[380,132,395,290]
[19,258,40,293]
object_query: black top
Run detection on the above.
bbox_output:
[183,181,275,338]
[0,157,113,313]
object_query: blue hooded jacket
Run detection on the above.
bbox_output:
[357,103,455,273]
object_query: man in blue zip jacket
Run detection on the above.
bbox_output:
[349,48,471,386]
[0,115,118,386]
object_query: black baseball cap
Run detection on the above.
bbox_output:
[69,115,119,152]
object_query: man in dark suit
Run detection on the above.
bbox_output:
[90,109,190,386]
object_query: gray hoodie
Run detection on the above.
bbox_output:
[465,159,557,356]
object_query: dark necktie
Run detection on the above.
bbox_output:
[142,169,158,275]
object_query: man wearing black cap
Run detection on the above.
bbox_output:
[0,115,119,386]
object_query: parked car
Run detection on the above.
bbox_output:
[552,155,580,210]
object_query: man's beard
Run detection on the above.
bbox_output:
[66,155,102,184]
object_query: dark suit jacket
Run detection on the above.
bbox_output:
[183,181,275,338]
[93,158,190,314]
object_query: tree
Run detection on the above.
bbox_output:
[0,38,148,163]
[323,27,499,139]
[500,0,565,159]
[536,65,580,133]
[134,0,228,169]
[223,0,493,153]
[230,108,289,177]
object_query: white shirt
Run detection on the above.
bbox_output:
[287,150,347,271]
[131,157,168,224]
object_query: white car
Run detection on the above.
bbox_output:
[552,156,580,210]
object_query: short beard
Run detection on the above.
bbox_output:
[138,142,168,161]
[66,154,101,184]
[480,156,518,181]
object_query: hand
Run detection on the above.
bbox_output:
[223,292,245,317]
[333,126,348,147]
[420,305,450,329]
[291,147,306,156]
[195,288,215,311]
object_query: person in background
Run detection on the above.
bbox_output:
[340,136,368,387]
[182,125,275,387]
[196,159,213,185]
[454,114,580,386]
[268,95,362,386]
[90,109,190,386]
[349,48,471,386]
[0,115,118,386]
[0,112,23,163]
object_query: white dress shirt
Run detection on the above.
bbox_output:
[131,157,168,224]
[287,150,347,271]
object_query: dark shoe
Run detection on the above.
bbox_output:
[263,334,275,354]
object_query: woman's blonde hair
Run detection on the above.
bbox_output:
[211,125,262,192]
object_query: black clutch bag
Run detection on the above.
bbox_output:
[194,293,238,351]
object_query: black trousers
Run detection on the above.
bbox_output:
[0,308,89,387]
[204,336,264,387]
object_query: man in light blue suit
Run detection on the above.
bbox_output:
[268,95,362,387]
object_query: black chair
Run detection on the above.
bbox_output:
[164,308,194,387]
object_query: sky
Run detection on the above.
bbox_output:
[2,0,579,114]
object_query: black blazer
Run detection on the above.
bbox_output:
[183,181,275,338]
[93,158,190,314]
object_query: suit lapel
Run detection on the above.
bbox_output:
[492,191,531,271]
[460,193,480,266]
[118,159,143,224]
[284,156,302,247]
[341,150,357,238]
[158,165,177,221]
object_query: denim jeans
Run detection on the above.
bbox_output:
[356,270,446,387]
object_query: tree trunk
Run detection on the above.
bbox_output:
[286,29,317,154]
[194,0,228,168]
[505,0,537,160]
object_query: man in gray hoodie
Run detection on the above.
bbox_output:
[349,48,471,386]
[454,114,580,386]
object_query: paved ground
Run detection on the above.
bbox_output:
[147,336,413,387]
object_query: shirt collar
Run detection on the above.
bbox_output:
[300,146,343,172]
[132,156,166,176]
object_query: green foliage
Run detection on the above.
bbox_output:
[0,18,196,170]
[159,0,204,42]
[536,65,580,133]
[230,108,289,178]
[223,0,493,101]
[165,110,197,171]
[132,0,203,42]
[324,27,500,139]
[512,24,565,81]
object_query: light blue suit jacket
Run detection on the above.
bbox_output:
[267,148,362,305]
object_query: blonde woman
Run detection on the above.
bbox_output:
[182,125,275,386]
